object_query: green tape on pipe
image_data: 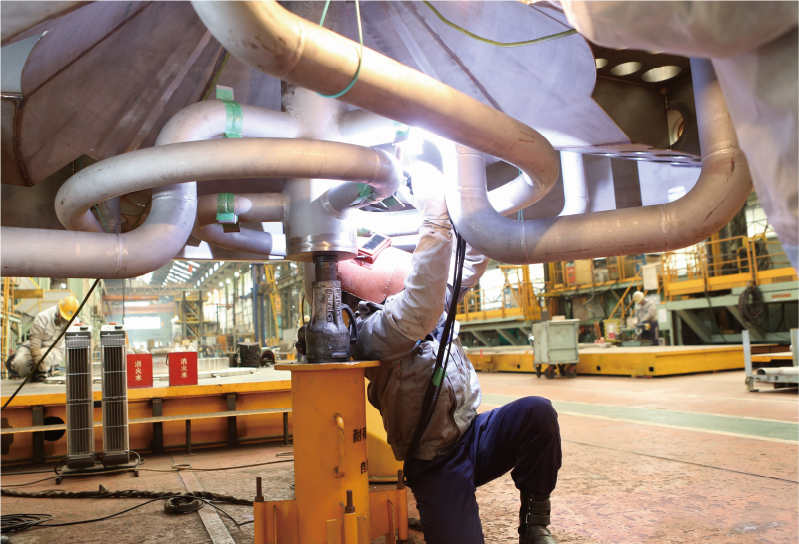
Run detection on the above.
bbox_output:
[216,86,242,138]
[351,183,373,206]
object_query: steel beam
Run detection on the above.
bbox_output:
[675,310,713,344]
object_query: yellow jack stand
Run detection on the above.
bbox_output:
[256,361,408,544]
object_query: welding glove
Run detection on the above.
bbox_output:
[29,346,42,361]
[409,161,449,226]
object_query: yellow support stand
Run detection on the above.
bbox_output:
[263,361,407,544]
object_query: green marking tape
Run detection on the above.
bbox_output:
[432,367,446,387]
[216,86,242,138]
[216,193,237,224]
[352,183,374,206]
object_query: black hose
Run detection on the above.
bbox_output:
[404,233,467,460]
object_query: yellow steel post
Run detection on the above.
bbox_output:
[275,361,378,543]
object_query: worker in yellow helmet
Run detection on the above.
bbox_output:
[6,296,78,382]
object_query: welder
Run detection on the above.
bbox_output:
[632,291,658,343]
[6,296,78,381]
[351,154,562,544]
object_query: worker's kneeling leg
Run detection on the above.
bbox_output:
[405,441,484,544]
[471,397,562,495]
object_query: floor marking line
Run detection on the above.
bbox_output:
[479,395,799,444]
[562,439,799,484]
[172,455,236,544]
[554,410,799,445]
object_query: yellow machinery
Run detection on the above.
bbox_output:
[267,361,408,544]
[264,264,281,346]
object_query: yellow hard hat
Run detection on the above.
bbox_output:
[58,296,79,320]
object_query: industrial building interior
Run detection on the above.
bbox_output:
[0,1,797,544]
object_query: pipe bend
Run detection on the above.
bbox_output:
[444,58,752,264]
[192,0,560,205]
[193,224,287,257]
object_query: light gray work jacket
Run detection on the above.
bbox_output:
[354,220,488,461]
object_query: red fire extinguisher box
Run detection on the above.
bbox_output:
[127,354,153,389]
[168,352,198,386]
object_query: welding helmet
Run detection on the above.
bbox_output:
[632,291,644,304]
[58,296,79,320]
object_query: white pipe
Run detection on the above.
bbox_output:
[756,367,799,376]
[559,151,589,216]
[445,59,752,264]
[191,0,560,206]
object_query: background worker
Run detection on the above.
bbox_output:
[351,155,562,544]
[6,296,78,381]
[632,291,658,343]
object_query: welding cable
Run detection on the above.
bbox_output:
[2,458,294,487]
[422,1,578,48]
[1,487,253,506]
[2,278,101,411]
[1,494,247,535]
[563,439,799,485]
[738,282,765,329]
[404,232,467,459]
[317,0,363,99]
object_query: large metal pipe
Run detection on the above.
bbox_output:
[446,59,752,264]
[56,138,394,233]
[191,0,560,205]
[1,100,298,278]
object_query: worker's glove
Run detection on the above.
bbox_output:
[29,346,42,361]
[409,161,449,224]
[645,323,651,330]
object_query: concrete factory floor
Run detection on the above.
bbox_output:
[2,369,797,544]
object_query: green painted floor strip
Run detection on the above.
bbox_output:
[481,393,799,443]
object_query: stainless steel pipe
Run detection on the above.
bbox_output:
[191,0,560,205]
[445,59,752,263]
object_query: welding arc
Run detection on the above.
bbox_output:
[2,278,101,410]
[405,232,467,459]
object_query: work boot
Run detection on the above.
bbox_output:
[519,493,556,544]
[33,371,48,383]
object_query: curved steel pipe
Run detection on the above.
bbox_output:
[446,59,752,264]
[57,138,401,231]
[191,0,560,204]
[193,224,287,257]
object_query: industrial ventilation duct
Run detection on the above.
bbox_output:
[100,324,129,466]
[65,324,94,470]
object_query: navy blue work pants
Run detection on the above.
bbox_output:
[404,396,562,544]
